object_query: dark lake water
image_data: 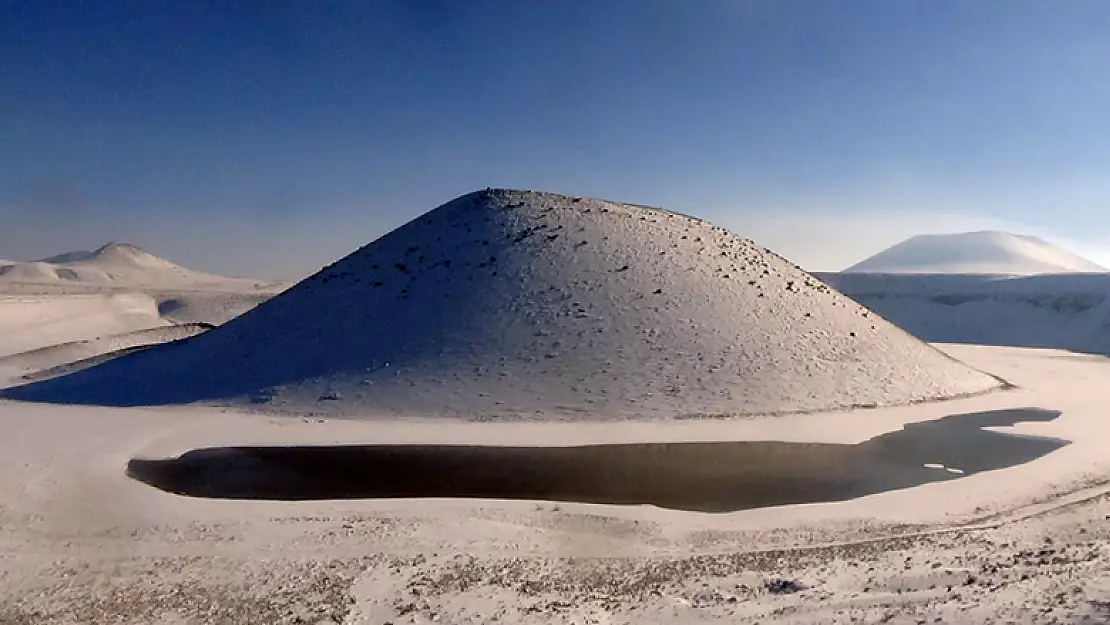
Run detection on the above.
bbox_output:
[127,408,1067,512]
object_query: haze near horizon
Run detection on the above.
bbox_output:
[4,1,1110,279]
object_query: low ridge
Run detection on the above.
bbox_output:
[4,189,1002,420]
[58,242,178,267]
[845,231,1107,275]
[2,242,279,291]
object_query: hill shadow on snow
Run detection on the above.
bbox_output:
[127,408,1066,513]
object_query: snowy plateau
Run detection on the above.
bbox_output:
[4,190,1110,625]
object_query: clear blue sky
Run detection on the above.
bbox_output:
[4,1,1110,278]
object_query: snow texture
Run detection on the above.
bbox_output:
[844,231,1107,275]
[0,344,1106,625]
[4,189,1001,420]
[154,292,276,325]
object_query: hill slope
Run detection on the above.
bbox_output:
[845,231,1106,275]
[4,189,1002,420]
[0,324,211,387]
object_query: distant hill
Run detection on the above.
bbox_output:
[844,231,1106,275]
[0,242,283,291]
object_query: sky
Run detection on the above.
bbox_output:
[3,0,1110,279]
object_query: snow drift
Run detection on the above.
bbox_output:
[0,324,211,387]
[0,293,170,358]
[155,292,276,325]
[4,189,1002,420]
[845,231,1107,275]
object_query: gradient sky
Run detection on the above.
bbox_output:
[4,1,1110,279]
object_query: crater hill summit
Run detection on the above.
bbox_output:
[5,189,1002,420]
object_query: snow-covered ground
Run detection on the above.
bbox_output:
[2,189,1000,418]
[6,193,1110,623]
[0,323,211,387]
[0,292,172,358]
[844,231,1107,275]
[2,344,1110,624]
[819,272,1110,354]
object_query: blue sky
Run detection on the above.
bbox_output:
[4,1,1110,278]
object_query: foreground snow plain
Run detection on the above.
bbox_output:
[3,344,1110,624]
[2,206,1108,622]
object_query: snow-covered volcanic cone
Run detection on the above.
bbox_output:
[4,189,1002,420]
[845,231,1107,275]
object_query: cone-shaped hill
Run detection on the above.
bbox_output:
[844,231,1107,275]
[3,189,1003,420]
